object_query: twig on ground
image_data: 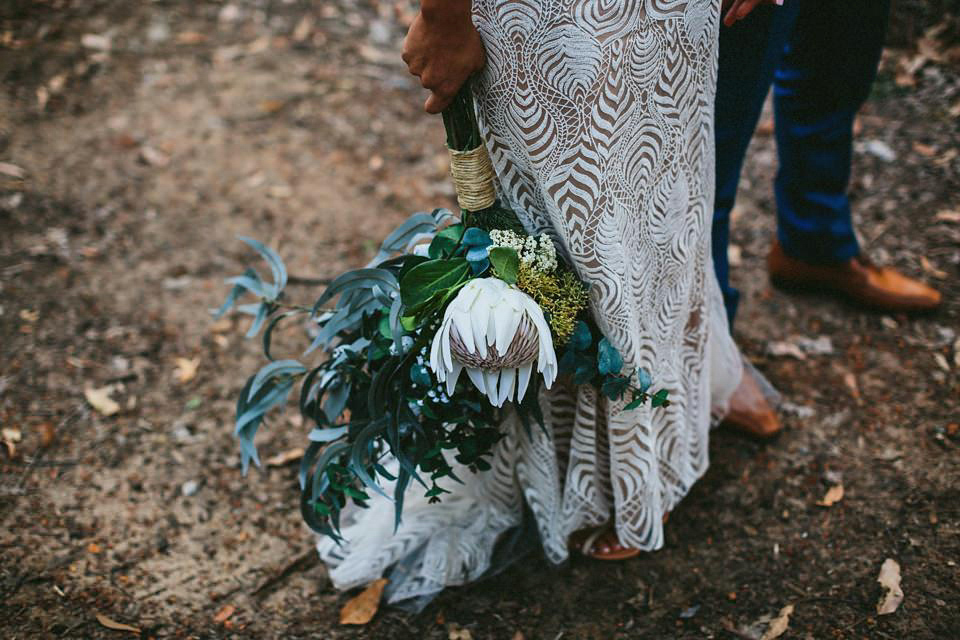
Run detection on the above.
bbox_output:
[251,548,320,598]
[287,274,332,286]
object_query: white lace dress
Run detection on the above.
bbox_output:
[318,0,742,605]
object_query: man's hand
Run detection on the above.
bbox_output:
[722,0,783,27]
[402,0,485,114]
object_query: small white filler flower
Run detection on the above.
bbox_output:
[429,278,558,407]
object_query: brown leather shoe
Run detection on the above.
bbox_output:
[721,368,781,439]
[767,241,942,313]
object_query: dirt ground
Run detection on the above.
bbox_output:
[1,1,958,638]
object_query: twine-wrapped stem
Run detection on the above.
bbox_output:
[449,144,496,211]
[441,81,496,215]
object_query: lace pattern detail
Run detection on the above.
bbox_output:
[318,0,743,605]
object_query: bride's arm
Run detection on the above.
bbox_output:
[402,0,486,114]
[722,0,784,27]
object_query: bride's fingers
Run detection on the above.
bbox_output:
[723,0,782,27]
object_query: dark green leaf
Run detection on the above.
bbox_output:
[651,388,670,408]
[322,381,350,423]
[393,468,411,532]
[399,258,471,308]
[601,375,631,400]
[488,246,519,284]
[428,224,464,259]
[349,420,390,499]
[250,359,307,401]
[410,364,432,387]
[263,310,305,360]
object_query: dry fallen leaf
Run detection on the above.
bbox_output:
[139,145,170,167]
[266,447,305,467]
[95,613,140,634]
[340,578,388,625]
[0,162,25,179]
[767,341,806,360]
[935,208,960,223]
[37,421,56,448]
[920,256,948,280]
[81,33,111,51]
[448,625,474,640]
[292,15,314,42]
[2,427,22,456]
[85,386,120,416]
[176,31,208,45]
[817,484,844,507]
[214,603,236,624]
[843,372,861,401]
[933,352,951,372]
[877,558,904,615]
[173,357,200,383]
[761,604,794,640]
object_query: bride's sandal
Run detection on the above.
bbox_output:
[570,513,671,561]
[570,525,641,561]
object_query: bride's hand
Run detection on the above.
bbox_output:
[402,0,486,114]
[722,0,783,27]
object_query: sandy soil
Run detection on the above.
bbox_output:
[2,2,958,638]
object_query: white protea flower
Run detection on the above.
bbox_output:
[429,278,557,407]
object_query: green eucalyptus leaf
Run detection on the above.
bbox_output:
[461,227,492,248]
[349,420,390,499]
[313,268,399,313]
[596,338,623,375]
[250,359,307,401]
[570,320,592,351]
[263,310,305,360]
[239,236,288,291]
[636,368,653,393]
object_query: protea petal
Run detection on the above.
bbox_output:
[497,367,516,407]
[466,367,487,395]
[428,277,559,406]
[516,362,533,403]
[472,307,489,358]
[445,361,463,396]
[452,308,475,355]
[494,304,521,356]
[484,369,501,406]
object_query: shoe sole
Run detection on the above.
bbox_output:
[769,275,941,315]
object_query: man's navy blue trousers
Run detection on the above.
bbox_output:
[712,0,892,325]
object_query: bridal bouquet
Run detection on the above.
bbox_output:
[218,86,668,540]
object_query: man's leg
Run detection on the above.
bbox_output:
[767,0,939,311]
[713,3,801,326]
[771,0,890,264]
[713,5,804,439]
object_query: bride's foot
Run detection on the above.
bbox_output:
[721,368,781,439]
[570,514,669,561]
[570,527,640,561]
